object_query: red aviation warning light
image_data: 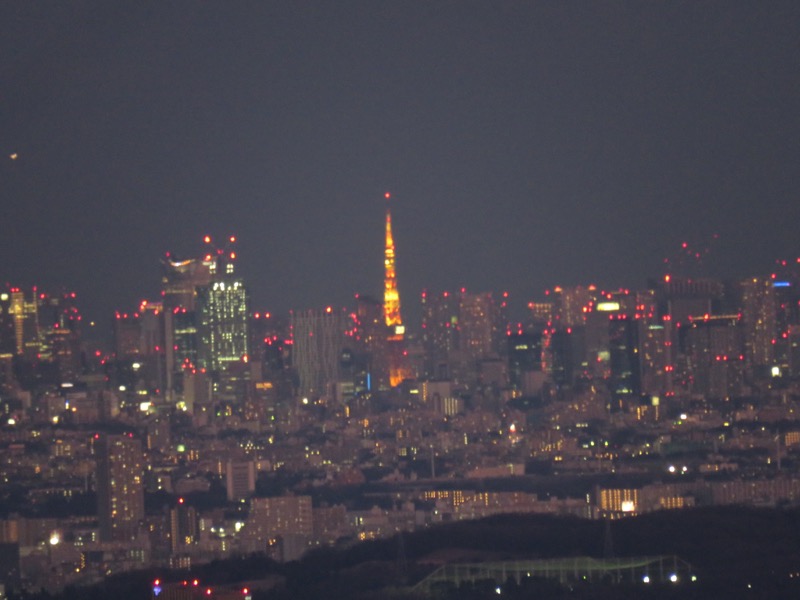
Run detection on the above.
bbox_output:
[385,192,391,199]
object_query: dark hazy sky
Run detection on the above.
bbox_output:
[2,2,799,329]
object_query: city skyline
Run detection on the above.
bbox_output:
[4,5,800,594]
[2,3,799,329]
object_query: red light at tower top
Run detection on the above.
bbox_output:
[384,192,391,199]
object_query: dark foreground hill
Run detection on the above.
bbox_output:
[14,505,800,599]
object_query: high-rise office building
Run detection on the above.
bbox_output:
[291,307,348,399]
[548,327,585,387]
[656,276,724,327]
[9,288,39,358]
[96,433,145,542]
[113,311,143,358]
[772,278,797,374]
[161,254,212,312]
[350,294,386,391]
[548,285,598,328]
[683,314,745,400]
[36,291,82,379]
[352,295,384,357]
[421,289,508,384]
[607,315,641,407]
[197,250,249,371]
[788,324,800,378]
[161,255,212,395]
[420,290,459,379]
[527,301,553,329]
[161,237,250,398]
[3,287,83,382]
[459,291,494,361]
[639,317,674,399]
[741,277,776,376]
[0,291,17,358]
[507,332,543,394]
[111,300,166,396]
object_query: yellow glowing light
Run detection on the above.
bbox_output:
[596,302,621,312]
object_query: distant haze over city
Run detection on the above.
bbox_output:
[2,3,799,329]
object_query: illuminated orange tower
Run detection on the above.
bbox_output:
[383,193,409,386]
[383,193,402,330]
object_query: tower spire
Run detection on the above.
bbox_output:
[383,193,402,329]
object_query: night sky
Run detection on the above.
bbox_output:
[2,2,799,332]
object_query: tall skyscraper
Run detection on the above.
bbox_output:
[420,290,459,379]
[607,315,641,407]
[9,288,39,358]
[655,276,724,327]
[352,294,388,390]
[0,291,15,358]
[683,314,745,399]
[549,285,598,328]
[507,331,543,393]
[160,236,250,400]
[741,277,776,377]
[459,291,494,361]
[161,255,212,396]
[36,291,82,380]
[113,311,143,358]
[291,307,348,399]
[197,251,249,373]
[96,433,145,542]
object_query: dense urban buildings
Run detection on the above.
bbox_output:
[3,211,800,595]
